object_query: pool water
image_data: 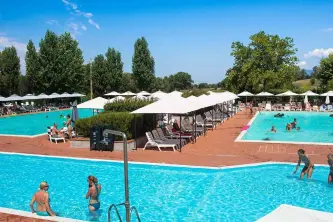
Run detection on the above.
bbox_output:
[241,111,333,143]
[0,109,95,136]
[0,153,333,222]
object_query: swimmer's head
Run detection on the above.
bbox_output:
[39,181,49,190]
[297,149,305,155]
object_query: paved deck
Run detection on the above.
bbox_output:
[1,110,332,221]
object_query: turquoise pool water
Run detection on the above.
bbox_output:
[0,153,333,221]
[241,111,333,143]
[0,109,95,136]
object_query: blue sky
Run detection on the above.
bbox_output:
[1,0,333,83]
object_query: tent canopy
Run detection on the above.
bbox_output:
[321,91,333,96]
[77,97,108,109]
[237,91,254,96]
[300,90,318,96]
[35,93,50,99]
[150,90,168,100]
[49,93,61,99]
[168,90,183,97]
[276,90,298,96]
[256,92,274,96]
[22,94,38,100]
[60,92,72,98]
[105,91,120,96]
[137,91,151,96]
[4,94,23,101]
[70,92,85,97]
[121,91,136,96]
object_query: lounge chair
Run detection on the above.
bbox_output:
[284,104,290,111]
[328,105,333,112]
[265,103,272,111]
[165,125,194,140]
[196,115,214,128]
[312,105,319,112]
[144,132,177,152]
[152,129,185,148]
[47,128,65,144]
[320,105,326,112]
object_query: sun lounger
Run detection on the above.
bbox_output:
[265,103,272,111]
[312,105,319,112]
[165,125,194,140]
[47,128,65,144]
[152,129,185,147]
[328,105,333,112]
[284,104,290,111]
[320,105,326,112]
[144,132,177,152]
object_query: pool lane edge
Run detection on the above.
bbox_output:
[0,133,47,138]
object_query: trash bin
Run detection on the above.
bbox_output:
[90,125,102,151]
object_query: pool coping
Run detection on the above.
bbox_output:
[0,151,329,221]
[0,133,47,138]
[234,111,333,146]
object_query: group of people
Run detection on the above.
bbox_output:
[30,175,101,217]
[293,149,333,184]
[50,114,73,139]
[270,115,300,133]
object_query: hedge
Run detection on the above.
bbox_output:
[75,112,154,140]
[104,98,153,112]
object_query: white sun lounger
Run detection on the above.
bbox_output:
[265,103,271,111]
[144,132,177,152]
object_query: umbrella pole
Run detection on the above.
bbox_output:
[179,116,182,152]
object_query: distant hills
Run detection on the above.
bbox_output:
[305,70,312,76]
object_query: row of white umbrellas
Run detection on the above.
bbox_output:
[105,91,152,96]
[237,90,331,97]
[0,92,85,102]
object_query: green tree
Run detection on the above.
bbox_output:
[132,37,155,91]
[105,48,123,91]
[317,54,333,88]
[0,46,21,96]
[57,32,85,93]
[151,76,171,92]
[295,68,307,80]
[92,55,108,97]
[168,72,193,90]
[312,66,321,78]
[119,72,138,92]
[25,40,41,94]
[39,30,60,94]
[224,31,298,93]
[18,75,29,96]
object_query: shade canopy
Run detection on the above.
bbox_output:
[22,94,38,100]
[276,90,299,96]
[150,90,168,100]
[321,91,333,96]
[121,91,136,96]
[35,93,50,99]
[49,93,61,99]
[105,91,120,96]
[4,94,24,101]
[60,92,72,98]
[70,92,85,97]
[137,91,151,96]
[77,97,108,109]
[256,92,274,96]
[300,90,318,96]
[237,91,254,97]
[0,96,6,102]
[168,90,183,97]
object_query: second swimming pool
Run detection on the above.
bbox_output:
[0,109,95,136]
[240,111,333,144]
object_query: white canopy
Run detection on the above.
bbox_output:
[22,94,38,100]
[257,204,333,222]
[168,90,183,97]
[4,94,24,101]
[321,91,333,96]
[300,90,318,96]
[0,96,6,102]
[150,90,168,100]
[121,91,136,96]
[105,91,120,96]
[60,92,72,98]
[256,92,274,96]
[137,91,151,96]
[237,91,254,96]
[77,97,108,109]
[49,93,61,99]
[70,92,85,97]
[110,96,126,102]
[186,95,197,100]
[35,93,50,99]
[276,90,299,96]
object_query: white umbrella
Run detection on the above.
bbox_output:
[22,94,38,100]
[276,90,299,96]
[70,92,85,97]
[256,92,274,96]
[237,91,254,103]
[304,95,309,103]
[321,91,333,96]
[168,90,183,97]
[105,91,120,96]
[49,93,61,99]
[3,94,24,101]
[121,91,136,96]
[60,92,72,98]
[300,91,318,96]
[151,90,168,100]
[35,93,50,100]
[137,91,151,96]
[326,95,330,104]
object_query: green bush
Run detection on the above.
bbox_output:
[104,98,153,112]
[75,112,154,140]
[310,77,316,85]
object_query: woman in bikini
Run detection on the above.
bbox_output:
[328,154,333,184]
[86,175,102,212]
[293,149,314,179]
[30,181,56,216]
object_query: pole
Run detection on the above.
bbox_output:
[90,58,93,100]
[179,116,182,152]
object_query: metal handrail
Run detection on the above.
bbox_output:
[130,206,141,222]
[108,204,123,222]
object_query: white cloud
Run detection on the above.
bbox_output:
[297,61,307,68]
[67,22,80,38]
[0,36,27,74]
[45,19,61,27]
[61,0,100,30]
[81,25,87,31]
[88,19,100,30]
[304,48,333,58]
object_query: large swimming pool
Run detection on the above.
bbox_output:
[240,111,333,144]
[0,109,94,136]
[0,153,332,221]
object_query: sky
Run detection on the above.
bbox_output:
[1,0,333,83]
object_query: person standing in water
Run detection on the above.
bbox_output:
[293,149,314,179]
[328,154,333,184]
[30,181,56,216]
[86,175,101,212]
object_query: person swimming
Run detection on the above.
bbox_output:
[274,113,284,118]
[271,126,277,133]
[86,175,101,212]
[30,181,56,216]
[60,114,63,118]
[291,118,297,129]
[328,154,333,184]
[293,149,314,179]
[286,123,292,131]
[297,127,300,131]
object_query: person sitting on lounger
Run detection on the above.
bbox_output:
[328,154,333,184]
[30,181,56,216]
[51,123,63,137]
[293,149,314,180]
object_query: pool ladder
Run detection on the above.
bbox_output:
[108,203,141,222]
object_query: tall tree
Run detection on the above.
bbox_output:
[0,50,4,96]
[18,75,29,96]
[25,40,41,94]
[168,72,193,90]
[119,72,138,92]
[92,55,108,97]
[317,54,333,88]
[105,48,123,91]
[295,68,307,80]
[39,30,60,94]
[224,31,298,92]
[0,47,21,96]
[132,37,155,91]
[57,32,85,93]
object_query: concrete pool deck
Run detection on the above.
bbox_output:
[1,110,333,221]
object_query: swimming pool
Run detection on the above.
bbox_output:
[0,109,95,137]
[0,153,332,221]
[239,111,333,144]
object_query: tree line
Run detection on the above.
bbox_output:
[0,30,196,98]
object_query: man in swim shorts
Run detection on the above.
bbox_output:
[293,149,314,179]
[328,154,333,184]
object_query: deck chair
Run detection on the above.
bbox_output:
[284,104,290,111]
[182,120,204,136]
[144,132,177,152]
[165,125,194,140]
[320,105,326,112]
[312,105,319,112]
[152,129,185,148]
[196,115,214,128]
[328,105,333,112]
[265,103,272,111]
[47,128,65,144]
[155,128,189,145]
